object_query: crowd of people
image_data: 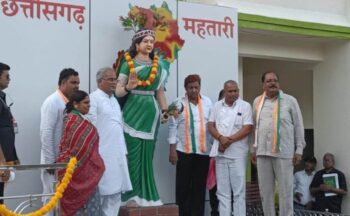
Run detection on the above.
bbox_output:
[0,28,348,216]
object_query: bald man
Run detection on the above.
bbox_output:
[208,80,253,216]
[310,153,347,213]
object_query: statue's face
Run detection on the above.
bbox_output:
[136,35,155,55]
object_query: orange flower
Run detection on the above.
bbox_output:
[127,62,134,67]
[125,55,132,61]
[124,52,159,87]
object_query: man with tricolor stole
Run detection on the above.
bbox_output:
[168,74,212,216]
[251,71,306,216]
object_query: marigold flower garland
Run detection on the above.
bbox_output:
[124,52,159,87]
[0,157,78,216]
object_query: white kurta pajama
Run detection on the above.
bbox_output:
[209,98,253,216]
[87,89,132,216]
[40,90,66,216]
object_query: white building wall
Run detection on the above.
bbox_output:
[1,0,90,210]
[238,57,243,95]
[217,0,350,27]
[239,32,325,62]
[313,41,350,214]
[231,0,349,16]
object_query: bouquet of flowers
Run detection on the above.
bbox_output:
[161,102,184,124]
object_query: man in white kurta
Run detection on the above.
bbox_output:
[293,157,316,209]
[87,67,132,216]
[208,80,253,216]
[40,68,79,215]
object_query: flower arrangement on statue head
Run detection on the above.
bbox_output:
[118,2,184,63]
[114,1,185,72]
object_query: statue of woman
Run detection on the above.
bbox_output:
[115,29,168,206]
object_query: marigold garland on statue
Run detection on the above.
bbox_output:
[0,157,78,216]
[124,52,159,87]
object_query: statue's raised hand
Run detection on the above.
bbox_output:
[127,72,138,90]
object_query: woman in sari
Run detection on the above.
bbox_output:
[115,29,168,206]
[56,90,105,216]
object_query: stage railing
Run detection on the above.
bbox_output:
[247,205,344,216]
[246,181,344,216]
[0,163,67,215]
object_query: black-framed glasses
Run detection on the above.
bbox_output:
[102,78,117,82]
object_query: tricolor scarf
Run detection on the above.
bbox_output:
[184,95,206,153]
[254,91,281,153]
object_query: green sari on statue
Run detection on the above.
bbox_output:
[119,57,168,206]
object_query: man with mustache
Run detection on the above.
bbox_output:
[168,74,212,216]
[251,71,305,216]
[88,67,132,215]
[40,68,79,215]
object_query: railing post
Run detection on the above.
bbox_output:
[53,169,59,216]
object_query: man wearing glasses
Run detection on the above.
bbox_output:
[87,67,132,216]
[251,71,306,216]
[0,62,19,203]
